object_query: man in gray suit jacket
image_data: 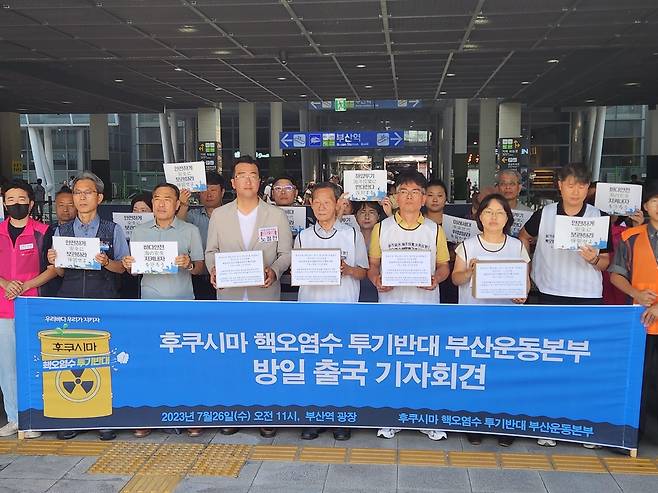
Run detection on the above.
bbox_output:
[205,155,292,302]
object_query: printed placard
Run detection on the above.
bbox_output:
[163,161,207,192]
[339,214,360,230]
[53,236,101,270]
[280,206,307,236]
[473,260,528,299]
[511,209,533,237]
[343,170,388,201]
[291,249,341,286]
[381,250,432,287]
[112,213,154,240]
[258,226,279,243]
[553,215,609,250]
[595,183,642,216]
[215,250,265,288]
[130,241,178,275]
[443,214,481,244]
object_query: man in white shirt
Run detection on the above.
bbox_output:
[496,169,530,211]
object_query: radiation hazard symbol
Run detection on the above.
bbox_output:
[54,368,102,403]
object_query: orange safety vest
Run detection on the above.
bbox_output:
[620,224,658,334]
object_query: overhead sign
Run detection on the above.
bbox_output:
[498,138,527,171]
[334,98,347,112]
[280,131,404,149]
[309,100,422,111]
[375,99,422,109]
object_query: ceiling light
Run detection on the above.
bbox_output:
[299,94,307,98]
[356,64,366,68]
[212,50,231,55]
[585,99,596,103]
[174,67,183,72]
[439,91,447,95]
[521,81,531,85]
[215,87,222,91]
[16,108,28,112]
[364,85,373,88]
[114,78,124,83]
[624,82,640,87]
[165,96,173,99]
[463,43,479,50]
[277,77,287,80]
[61,101,71,104]
[178,25,198,33]
[547,59,559,63]
[446,73,456,77]
[474,15,489,25]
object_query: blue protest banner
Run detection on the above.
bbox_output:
[16,299,644,450]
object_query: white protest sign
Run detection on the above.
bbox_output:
[553,215,609,250]
[291,249,341,286]
[381,250,432,287]
[113,212,154,240]
[215,250,265,288]
[343,170,388,201]
[473,260,528,299]
[442,214,481,243]
[53,236,101,270]
[163,161,207,192]
[595,183,642,216]
[511,209,533,237]
[130,241,178,274]
[339,214,360,230]
[280,206,307,236]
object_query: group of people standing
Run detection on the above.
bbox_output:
[1,156,656,449]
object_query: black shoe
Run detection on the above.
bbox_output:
[260,428,276,438]
[498,436,515,447]
[301,428,320,440]
[57,430,80,440]
[219,427,239,435]
[99,429,116,441]
[333,428,351,441]
[467,433,482,445]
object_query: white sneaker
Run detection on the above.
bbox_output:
[582,443,602,449]
[23,430,42,439]
[0,422,18,437]
[537,438,556,447]
[419,429,447,441]
[377,427,401,439]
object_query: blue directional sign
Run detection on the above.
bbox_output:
[374,99,422,109]
[308,100,421,111]
[280,131,404,149]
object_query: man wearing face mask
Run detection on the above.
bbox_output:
[0,180,57,438]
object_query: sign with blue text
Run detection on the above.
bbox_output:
[280,131,404,149]
[16,299,644,450]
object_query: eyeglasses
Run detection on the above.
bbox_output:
[234,173,259,181]
[481,209,507,218]
[72,190,98,197]
[397,189,424,198]
[273,185,295,192]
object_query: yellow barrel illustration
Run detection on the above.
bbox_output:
[38,330,112,418]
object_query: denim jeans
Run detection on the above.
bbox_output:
[0,318,17,423]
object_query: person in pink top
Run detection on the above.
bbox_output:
[0,180,57,439]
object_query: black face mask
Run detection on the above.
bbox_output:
[6,203,30,220]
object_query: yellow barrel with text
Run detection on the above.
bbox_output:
[38,330,112,418]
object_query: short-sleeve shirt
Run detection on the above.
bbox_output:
[130,217,204,300]
[609,223,658,280]
[369,212,450,263]
[54,215,130,260]
[185,207,211,249]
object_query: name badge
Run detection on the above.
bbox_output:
[258,227,279,243]
[19,243,34,251]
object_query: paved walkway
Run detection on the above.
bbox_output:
[2,425,658,493]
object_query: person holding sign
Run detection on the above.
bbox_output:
[293,182,368,441]
[609,181,658,437]
[205,155,290,438]
[0,180,57,439]
[122,183,204,299]
[355,201,385,302]
[519,163,610,307]
[131,192,152,214]
[367,171,450,441]
[177,172,225,300]
[451,193,529,448]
